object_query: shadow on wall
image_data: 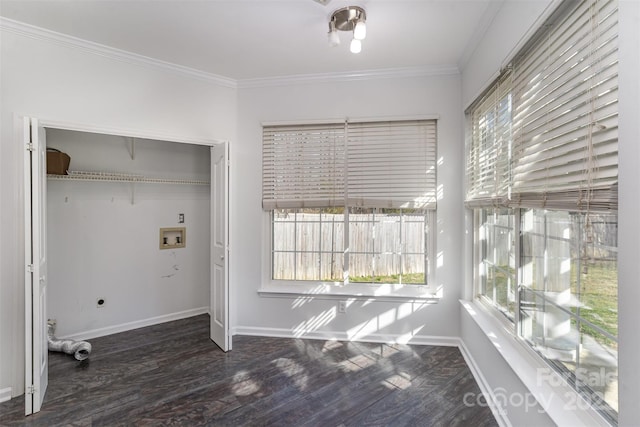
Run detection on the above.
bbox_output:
[290,298,439,343]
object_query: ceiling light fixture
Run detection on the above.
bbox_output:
[328,6,366,54]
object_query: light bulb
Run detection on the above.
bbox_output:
[350,38,362,54]
[328,29,340,47]
[328,20,340,47]
[354,20,366,40]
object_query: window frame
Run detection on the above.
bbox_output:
[472,207,619,423]
[260,209,439,301]
[474,208,518,325]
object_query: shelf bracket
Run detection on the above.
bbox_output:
[125,137,136,160]
[130,182,136,205]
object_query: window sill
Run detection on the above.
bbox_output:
[259,282,441,303]
[460,299,613,427]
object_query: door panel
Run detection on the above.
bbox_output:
[210,142,229,351]
[24,117,48,415]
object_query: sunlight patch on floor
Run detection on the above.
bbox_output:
[338,359,363,372]
[273,357,309,391]
[367,343,400,359]
[322,340,343,352]
[348,353,377,369]
[382,372,412,390]
[334,350,377,372]
[231,370,261,396]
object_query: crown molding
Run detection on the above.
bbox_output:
[0,17,237,88]
[1,17,460,90]
[237,65,460,89]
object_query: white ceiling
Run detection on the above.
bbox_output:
[0,0,500,81]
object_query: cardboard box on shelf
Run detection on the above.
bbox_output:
[46,148,70,175]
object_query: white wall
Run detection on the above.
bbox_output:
[46,129,211,339]
[233,73,464,342]
[461,0,554,107]
[0,26,236,396]
[460,0,640,425]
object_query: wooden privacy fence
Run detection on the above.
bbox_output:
[490,214,617,291]
[273,213,426,280]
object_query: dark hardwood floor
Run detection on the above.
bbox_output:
[0,314,497,426]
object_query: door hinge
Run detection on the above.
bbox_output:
[26,142,35,152]
[26,264,34,273]
[26,385,36,395]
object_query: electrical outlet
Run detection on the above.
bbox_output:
[338,301,347,313]
[178,213,185,224]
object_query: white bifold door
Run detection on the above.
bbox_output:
[210,142,230,351]
[23,117,48,415]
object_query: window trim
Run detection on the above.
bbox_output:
[261,116,440,301]
[461,298,613,427]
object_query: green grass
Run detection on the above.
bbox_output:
[570,262,618,348]
[487,262,617,349]
[350,272,425,284]
[486,265,517,316]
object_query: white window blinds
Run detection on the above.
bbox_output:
[510,0,618,211]
[465,0,618,212]
[262,119,437,210]
[465,72,512,208]
[262,122,345,209]
[347,120,437,209]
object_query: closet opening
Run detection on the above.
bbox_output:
[45,128,213,343]
[23,118,230,415]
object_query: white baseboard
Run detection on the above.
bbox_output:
[233,325,460,347]
[59,307,210,341]
[458,340,511,427]
[0,387,12,403]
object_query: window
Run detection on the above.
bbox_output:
[466,0,619,421]
[272,207,430,284]
[263,119,437,293]
[519,209,618,421]
[476,208,516,320]
[474,207,619,419]
[466,72,512,208]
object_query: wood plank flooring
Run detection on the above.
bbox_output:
[0,314,497,426]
